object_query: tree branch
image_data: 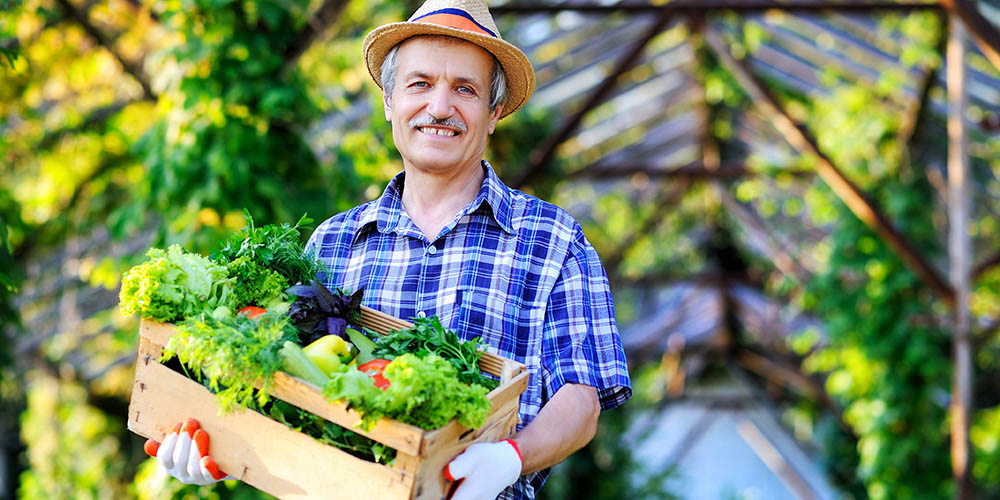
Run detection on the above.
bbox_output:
[703,25,956,308]
[53,0,155,100]
[280,0,351,74]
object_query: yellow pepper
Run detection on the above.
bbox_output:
[302,335,353,375]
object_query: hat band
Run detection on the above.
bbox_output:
[410,8,497,38]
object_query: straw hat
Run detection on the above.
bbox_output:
[362,0,535,119]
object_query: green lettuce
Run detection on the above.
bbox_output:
[323,353,491,431]
[119,244,234,323]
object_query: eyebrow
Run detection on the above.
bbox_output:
[403,71,484,89]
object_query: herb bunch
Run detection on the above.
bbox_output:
[371,316,498,390]
[212,211,323,309]
[287,281,364,345]
[162,309,298,413]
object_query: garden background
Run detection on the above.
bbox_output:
[2,0,1000,498]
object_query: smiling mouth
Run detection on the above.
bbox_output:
[417,127,459,137]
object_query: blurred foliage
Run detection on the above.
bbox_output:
[722,10,1000,499]
[539,403,679,500]
[0,0,20,67]
[3,0,1000,497]
[126,0,325,250]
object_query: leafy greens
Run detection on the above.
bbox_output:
[323,353,491,431]
[162,308,298,413]
[119,245,233,323]
[212,211,323,310]
[371,316,499,390]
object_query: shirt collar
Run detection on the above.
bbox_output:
[473,160,515,235]
[354,160,514,243]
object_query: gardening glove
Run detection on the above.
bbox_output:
[445,439,522,500]
[143,418,234,485]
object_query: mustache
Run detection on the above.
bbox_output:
[408,115,467,133]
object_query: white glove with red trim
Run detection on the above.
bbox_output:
[445,439,522,500]
[143,418,234,485]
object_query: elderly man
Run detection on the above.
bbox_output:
[147,0,631,498]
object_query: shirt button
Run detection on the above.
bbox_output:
[417,311,427,318]
[427,245,437,255]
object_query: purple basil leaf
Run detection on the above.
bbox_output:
[313,280,337,313]
[326,317,347,339]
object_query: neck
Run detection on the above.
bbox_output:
[401,161,485,240]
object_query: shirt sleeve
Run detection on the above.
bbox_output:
[539,232,632,411]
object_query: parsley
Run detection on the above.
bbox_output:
[212,211,323,308]
[371,316,499,390]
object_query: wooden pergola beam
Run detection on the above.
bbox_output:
[715,183,813,285]
[512,7,676,189]
[494,0,940,14]
[570,161,814,180]
[603,180,691,275]
[947,15,974,498]
[942,0,1000,72]
[702,25,957,307]
[972,249,1000,279]
[737,349,852,436]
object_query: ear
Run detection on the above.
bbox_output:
[383,93,392,121]
[487,104,504,134]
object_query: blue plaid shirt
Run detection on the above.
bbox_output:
[305,161,631,499]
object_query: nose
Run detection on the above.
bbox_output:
[425,84,454,119]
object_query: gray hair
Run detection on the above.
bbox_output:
[380,36,509,113]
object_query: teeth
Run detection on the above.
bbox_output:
[420,127,456,136]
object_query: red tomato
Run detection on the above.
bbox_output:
[358,359,391,390]
[238,306,267,319]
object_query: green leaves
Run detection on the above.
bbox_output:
[212,211,322,309]
[323,353,491,431]
[119,244,234,323]
[163,308,298,413]
[372,316,498,390]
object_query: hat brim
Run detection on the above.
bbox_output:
[363,22,535,119]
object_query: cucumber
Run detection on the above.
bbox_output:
[279,341,330,387]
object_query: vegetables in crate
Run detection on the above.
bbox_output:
[212,211,323,310]
[287,280,364,345]
[162,307,298,413]
[324,353,491,431]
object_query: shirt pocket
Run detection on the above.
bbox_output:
[451,285,542,362]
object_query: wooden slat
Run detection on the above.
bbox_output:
[128,343,415,499]
[421,369,528,457]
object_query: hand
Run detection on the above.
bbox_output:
[445,439,522,500]
[143,418,233,485]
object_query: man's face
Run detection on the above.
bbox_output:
[384,36,503,177]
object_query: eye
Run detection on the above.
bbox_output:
[457,85,476,95]
[410,81,429,88]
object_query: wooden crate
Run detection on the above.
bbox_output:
[127,306,529,499]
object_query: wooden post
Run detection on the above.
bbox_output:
[946,15,974,500]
